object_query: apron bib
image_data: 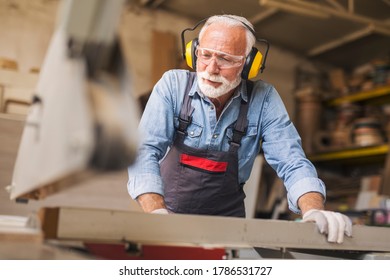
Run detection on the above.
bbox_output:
[161,73,253,217]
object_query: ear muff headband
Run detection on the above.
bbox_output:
[181,19,206,61]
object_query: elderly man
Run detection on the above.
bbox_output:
[128,15,352,243]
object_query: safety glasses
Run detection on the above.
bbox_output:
[195,47,244,69]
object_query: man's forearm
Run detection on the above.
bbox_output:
[298,192,325,215]
[136,193,166,213]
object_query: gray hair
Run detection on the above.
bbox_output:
[198,15,256,56]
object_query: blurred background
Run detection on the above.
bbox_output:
[1,0,390,232]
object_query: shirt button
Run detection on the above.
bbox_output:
[212,134,218,139]
[189,131,194,136]
[210,106,214,110]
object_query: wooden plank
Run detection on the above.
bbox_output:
[380,142,390,196]
[39,207,59,239]
[0,114,26,214]
[0,69,38,89]
[151,30,177,85]
[0,241,91,259]
[42,207,390,252]
[0,229,42,243]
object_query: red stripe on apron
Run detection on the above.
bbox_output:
[180,154,228,172]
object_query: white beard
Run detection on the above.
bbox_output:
[197,71,242,98]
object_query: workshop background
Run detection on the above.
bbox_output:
[1,0,390,248]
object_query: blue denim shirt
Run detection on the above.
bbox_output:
[128,69,325,214]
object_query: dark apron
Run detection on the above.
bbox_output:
[160,73,253,217]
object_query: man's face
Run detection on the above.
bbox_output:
[196,23,247,98]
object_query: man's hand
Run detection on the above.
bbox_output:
[298,192,352,243]
[151,208,169,214]
[137,193,167,213]
[302,209,352,243]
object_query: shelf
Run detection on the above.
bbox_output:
[0,69,38,88]
[308,144,389,162]
[327,85,390,106]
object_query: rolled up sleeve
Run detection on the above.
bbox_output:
[127,173,164,199]
[286,177,326,214]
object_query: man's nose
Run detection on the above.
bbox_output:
[205,57,220,74]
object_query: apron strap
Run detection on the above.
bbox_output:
[229,80,254,151]
[176,74,254,150]
[177,72,196,136]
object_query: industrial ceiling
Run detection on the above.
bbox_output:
[131,0,390,70]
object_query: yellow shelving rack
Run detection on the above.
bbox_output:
[308,144,389,162]
[327,85,390,106]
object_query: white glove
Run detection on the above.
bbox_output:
[151,208,169,214]
[302,209,352,243]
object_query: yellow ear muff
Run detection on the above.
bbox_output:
[185,39,199,70]
[247,51,263,80]
[185,41,194,69]
[241,47,263,80]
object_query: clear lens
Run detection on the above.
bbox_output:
[195,47,244,69]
